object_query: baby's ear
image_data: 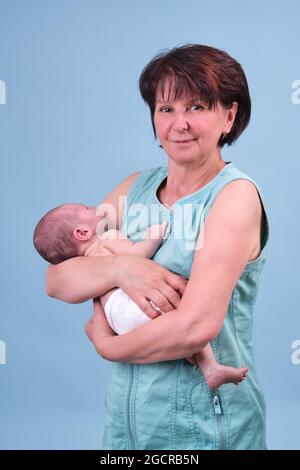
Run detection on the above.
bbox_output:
[73,224,93,241]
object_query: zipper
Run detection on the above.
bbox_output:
[212,394,224,450]
[159,210,173,247]
[126,365,135,449]
[169,208,174,230]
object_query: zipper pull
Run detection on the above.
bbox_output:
[213,395,222,415]
[161,215,172,241]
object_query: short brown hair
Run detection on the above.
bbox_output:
[33,205,80,264]
[139,44,251,147]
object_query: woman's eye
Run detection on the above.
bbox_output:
[159,104,205,113]
[190,104,205,111]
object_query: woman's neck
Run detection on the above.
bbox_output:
[159,154,226,207]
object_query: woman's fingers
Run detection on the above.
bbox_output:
[134,295,163,319]
[165,273,188,297]
[148,288,177,312]
[157,283,182,309]
[116,255,188,315]
[135,285,183,319]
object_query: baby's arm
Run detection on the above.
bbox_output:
[99,221,168,259]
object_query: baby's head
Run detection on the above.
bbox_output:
[33,203,101,264]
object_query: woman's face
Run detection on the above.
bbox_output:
[154,81,237,164]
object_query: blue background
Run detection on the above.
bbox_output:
[0,0,299,449]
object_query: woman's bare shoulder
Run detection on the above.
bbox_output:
[211,178,262,221]
[203,178,262,263]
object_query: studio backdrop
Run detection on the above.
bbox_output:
[0,0,299,450]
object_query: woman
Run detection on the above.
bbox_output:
[47,44,269,450]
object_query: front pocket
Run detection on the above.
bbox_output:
[186,376,220,450]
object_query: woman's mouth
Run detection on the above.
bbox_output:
[172,138,197,144]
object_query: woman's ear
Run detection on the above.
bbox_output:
[73,224,93,241]
[225,101,238,132]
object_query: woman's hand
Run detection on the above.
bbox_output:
[85,297,115,354]
[85,298,202,364]
[114,254,188,319]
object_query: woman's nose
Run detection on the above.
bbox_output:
[171,113,189,132]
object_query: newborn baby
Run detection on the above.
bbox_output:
[33,202,248,389]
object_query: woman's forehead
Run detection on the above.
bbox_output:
[155,78,202,103]
[155,88,204,104]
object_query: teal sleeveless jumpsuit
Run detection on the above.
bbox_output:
[101,161,269,450]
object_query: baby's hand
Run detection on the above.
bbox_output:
[146,220,168,240]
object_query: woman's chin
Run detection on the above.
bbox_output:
[166,151,202,164]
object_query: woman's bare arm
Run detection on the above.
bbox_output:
[45,171,187,315]
[46,255,118,304]
[89,180,262,363]
[46,171,140,303]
